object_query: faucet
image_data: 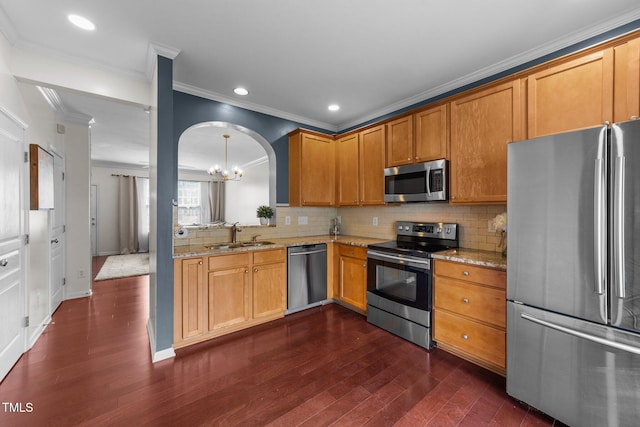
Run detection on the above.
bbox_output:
[251,234,261,243]
[231,222,242,243]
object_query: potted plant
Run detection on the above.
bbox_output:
[256,205,274,225]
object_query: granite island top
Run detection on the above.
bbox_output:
[431,248,507,270]
[173,235,387,258]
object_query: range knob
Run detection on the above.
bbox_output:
[404,225,410,231]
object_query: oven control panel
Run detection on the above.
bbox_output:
[396,221,457,241]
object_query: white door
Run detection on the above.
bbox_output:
[0,109,27,381]
[50,152,65,312]
[90,184,97,256]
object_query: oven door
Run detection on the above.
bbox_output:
[366,250,432,311]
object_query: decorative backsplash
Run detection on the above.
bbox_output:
[173,204,507,253]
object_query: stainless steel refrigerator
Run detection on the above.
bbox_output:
[507,120,640,427]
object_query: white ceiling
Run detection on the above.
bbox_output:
[2,0,640,168]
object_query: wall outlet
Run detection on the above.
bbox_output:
[337,215,341,223]
[285,215,291,225]
[372,216,378,226]
[488,219,497,233]
[298,216,308,225]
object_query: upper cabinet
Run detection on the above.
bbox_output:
[414,104,448,162]
[527,49,614,138]
[337,125,386,206]
[614,37,640,122]
[386,115,414,167]
[450,80,521,204]
[386,105,448,168]
[289,130,335,206]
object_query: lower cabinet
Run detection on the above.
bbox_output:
[174,248,286,348]
[433,259,507,376]
[337,244,368,312]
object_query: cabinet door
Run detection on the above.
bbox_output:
[359,125,386,205]
[450,80,521,204]
[614,37,640,123]
[386,115,414,167]
[339,254,367,311]
[528,49,613,138]
[179,258,205,340]
[415,104,448,161]
[208,267,250,330]
[336,133,360,206]
[300,133,335,206]
[253,261,286,319]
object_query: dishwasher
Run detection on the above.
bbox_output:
[287,243,327,314]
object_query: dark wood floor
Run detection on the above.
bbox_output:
[0,256,563,426]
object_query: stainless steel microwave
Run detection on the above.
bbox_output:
[384,159,448,202]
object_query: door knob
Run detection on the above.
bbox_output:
[51,238,59,244]
[0,259,8,267]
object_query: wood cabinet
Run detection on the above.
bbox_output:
[433,259,507,376]
[289,130,335,206]
[386,115,414,167]
[386,105,448,168]
[174,248,286,348]
[336,124,386,206]
[614,37,640,123]
[450,79,521,204]
[527,49,614,138]
[414,104,448,162]
[337,245,368,312]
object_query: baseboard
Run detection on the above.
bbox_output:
[147,319,175,363]
[98,251,120,256]
[27,315,51,349]
[64,290,93,300]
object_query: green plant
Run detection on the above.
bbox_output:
[256,205,274,219]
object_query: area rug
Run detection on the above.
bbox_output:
[95,253,149,281]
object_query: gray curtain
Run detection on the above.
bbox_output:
[209,181,225,223]
[118,176,139,254]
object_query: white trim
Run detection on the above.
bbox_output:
[174,82,338,132]
[35,86,94,125]
[0,103,29,130]
[27,315,51,349]
[146,42,181,81]
[0,6,19,45]
[147,319,176,363]
[64,290,93,300]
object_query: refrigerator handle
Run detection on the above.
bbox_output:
[613,155,626,298]
[521,313,640,355]
[593,157,605,295]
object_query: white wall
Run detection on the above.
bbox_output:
[225,161,269,225]
[91,165,149,255]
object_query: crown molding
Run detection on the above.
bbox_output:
[145,42,181,81]
[173,81,338,133]
[91,159,149,170]
[36,86,93,125]
[336,8,640,131]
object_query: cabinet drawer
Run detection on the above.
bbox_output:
[435,277,505,328]
[208,253,250,270]
[434,309,505,369]
[253,248,285,265]
[436,260,506,289]
[338,244,367,259]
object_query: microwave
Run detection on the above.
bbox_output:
[384,159,448,202]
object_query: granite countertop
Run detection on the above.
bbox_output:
[431,248,507,270]
[173,235,387,258]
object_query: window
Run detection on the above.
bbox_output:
[177,181,211,225]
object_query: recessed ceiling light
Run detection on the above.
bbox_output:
[68,14,95,31]
[328,104,340,112]
[234,87,249,96]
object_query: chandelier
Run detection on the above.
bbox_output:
[208,134,243,182]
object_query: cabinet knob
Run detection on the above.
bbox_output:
[415,156,419,160]
[463,271,469,276]
[463,298,469,303]
[362,264,367,268]
[198,261,202,265]
[407,157,411,161]
[462,334,469,340]
[254,268,259,273]
[244,269,249,274]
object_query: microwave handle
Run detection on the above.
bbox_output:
[426,166,431,196]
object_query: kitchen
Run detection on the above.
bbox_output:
[2,1,640,425]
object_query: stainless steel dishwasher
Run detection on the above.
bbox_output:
[287,243,327,314]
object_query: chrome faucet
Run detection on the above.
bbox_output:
[251,234,261,243]
[231,222,242,243]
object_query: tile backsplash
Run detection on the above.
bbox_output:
[173,204,507,253]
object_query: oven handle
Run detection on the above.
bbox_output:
[367,250,431,270]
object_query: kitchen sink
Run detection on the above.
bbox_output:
[206,241,275,250]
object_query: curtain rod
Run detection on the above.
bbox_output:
[111,174,148,178]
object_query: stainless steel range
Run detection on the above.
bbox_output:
[366,221,458,349]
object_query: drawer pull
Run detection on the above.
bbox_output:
[463,271,469,276]
[462,334,469,340]
[463,298,469,303]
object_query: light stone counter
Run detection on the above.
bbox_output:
[173,235,387,258]
[431,248,507,270]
